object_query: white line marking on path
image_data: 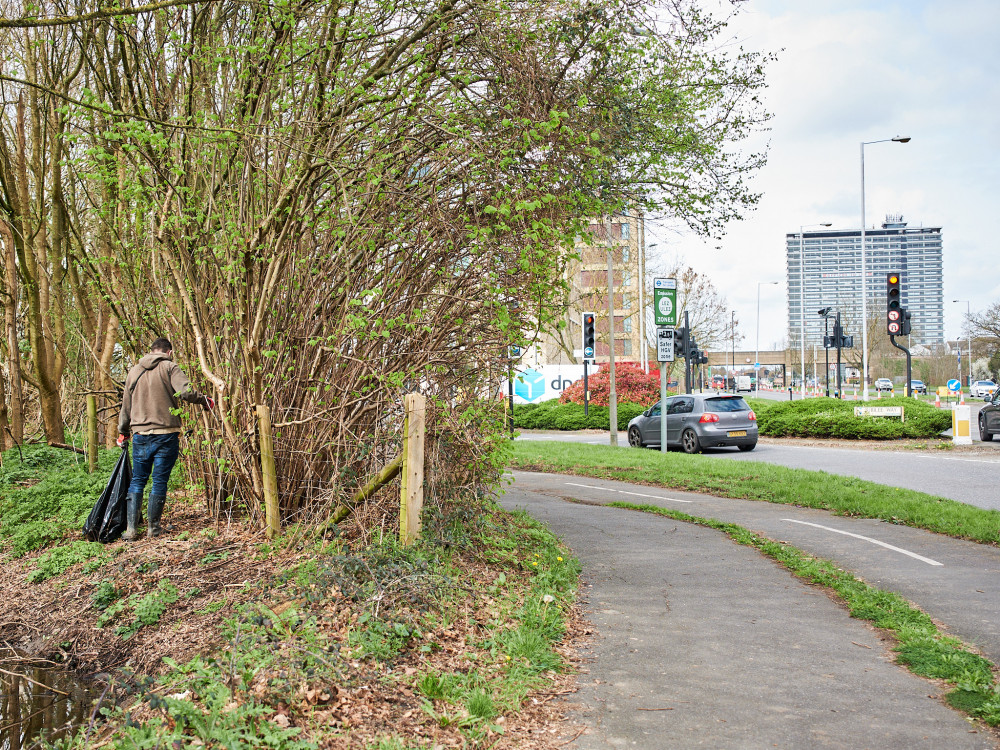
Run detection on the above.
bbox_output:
[782,519,943,566]
[565,482,693,504]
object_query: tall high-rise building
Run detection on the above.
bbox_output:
[786,216,943,347]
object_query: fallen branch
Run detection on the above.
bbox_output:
[320,453,403,531]
[48,440,86,455]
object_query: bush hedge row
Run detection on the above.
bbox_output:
[514,395,952,440]
[513,399,647,432]
[753,396,952,439]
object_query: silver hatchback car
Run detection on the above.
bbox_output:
[627,394,758,453]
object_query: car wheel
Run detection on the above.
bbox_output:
[738,442,757,452]
[681,429,700,454]
[979,414,993,442]
[628,426,645,448]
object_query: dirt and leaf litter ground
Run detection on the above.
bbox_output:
[0,492,589,748]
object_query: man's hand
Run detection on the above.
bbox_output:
[204,396,216,411]
[117,434,130,448]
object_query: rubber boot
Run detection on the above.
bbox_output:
[147,494,167,538]
[122,493,143,541]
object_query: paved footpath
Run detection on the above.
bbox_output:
[502,472,998,749]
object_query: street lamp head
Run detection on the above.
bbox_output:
[820,223,832,227]
[892,136,911,143]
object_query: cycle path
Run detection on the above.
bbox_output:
[502,471,998,749]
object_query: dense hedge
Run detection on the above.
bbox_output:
[515,395,952,440]
[754,396,952,439]
[513,399,648,431]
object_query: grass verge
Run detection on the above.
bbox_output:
[509,441,1000,544]
[607,500,1000,726]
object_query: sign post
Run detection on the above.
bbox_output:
[657,327,675,453]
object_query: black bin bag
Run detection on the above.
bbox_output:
[82,446,132,543]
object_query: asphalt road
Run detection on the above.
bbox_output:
[504,471,1000,749]
[518,410,1000,511]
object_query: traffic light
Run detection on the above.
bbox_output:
[695,350,709,365]
[886,272,903,335]
[900,309,912,336]
[582,312,596,362]
[674,326,688,358]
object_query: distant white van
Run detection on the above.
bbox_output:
[736,376,752,392]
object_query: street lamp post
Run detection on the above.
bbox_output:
[798,223,831,398]
[860,136,910,401]
[756,281,779,395]
[643,242,657,375]
[952,299,973,387]
[731,310,736,392]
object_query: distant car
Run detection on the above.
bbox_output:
[979,388,1000,441]
[627,394,758,454]
[971,380,998,398]
[875,378,893,392]
[909,380,927,395]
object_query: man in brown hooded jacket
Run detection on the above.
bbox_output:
[118,338,214,539]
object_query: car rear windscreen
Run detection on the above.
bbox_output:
[705,397,749,412]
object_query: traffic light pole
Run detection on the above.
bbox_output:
[583,361,589,417]
[889,336,912,397]
[824,316,830,397]
[508,363,514,437]
[835,311,842,399]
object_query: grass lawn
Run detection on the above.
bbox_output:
[508,441,1000,545]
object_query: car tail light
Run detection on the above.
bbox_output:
[699,413,719,423]
[748,410,757,421]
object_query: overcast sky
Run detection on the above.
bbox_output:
[645,0,1000,351]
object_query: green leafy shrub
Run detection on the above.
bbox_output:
[559,362,670,406]
[513,400,647,431]
[755,396,951,439]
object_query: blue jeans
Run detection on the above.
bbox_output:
[129,433,180,497]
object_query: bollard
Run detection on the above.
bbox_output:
[952,404,972,445]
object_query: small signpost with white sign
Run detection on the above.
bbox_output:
[854,406,905,422]
[656,327,675,363]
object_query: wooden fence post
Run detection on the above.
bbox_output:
[256,404,280,538]
[86,395,98,473]
[400,393,426,546]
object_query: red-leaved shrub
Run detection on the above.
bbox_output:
[559,361,665,406]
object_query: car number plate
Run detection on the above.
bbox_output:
[728,430,747,437]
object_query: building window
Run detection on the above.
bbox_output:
[621,223,630,240]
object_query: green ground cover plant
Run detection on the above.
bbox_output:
[509,441,1000,544]
[27,540,108,583]
[606,500,1000,726]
